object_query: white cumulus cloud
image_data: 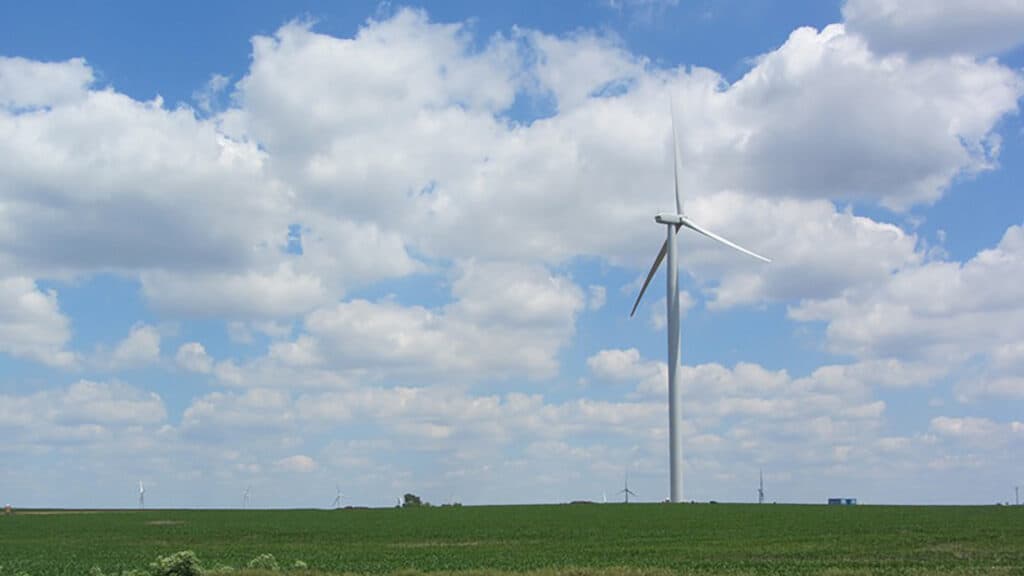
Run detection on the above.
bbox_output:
[107,323,161,369]
[843,0,1024,57]
[176,342,214,374]
[0,276,75,367]
[275,454,318,473]
[0,56,93,109]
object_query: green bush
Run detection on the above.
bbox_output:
[149,551,202,576]
[246,554,279,571]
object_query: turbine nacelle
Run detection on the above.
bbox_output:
[654,213,685,225]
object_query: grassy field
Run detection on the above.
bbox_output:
[1,504,1022,575]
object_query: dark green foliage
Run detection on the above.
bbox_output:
[1,504,1022,575]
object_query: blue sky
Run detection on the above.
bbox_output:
[1,0,1023,508]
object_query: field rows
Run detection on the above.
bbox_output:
[2,504,1022,575]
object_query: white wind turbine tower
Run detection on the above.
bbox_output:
[618,473,637,504]
[243,486,251,509]
[631,100,770,504]
[758,469,765,504]
[138,481,145,510]
[331,485,344,509]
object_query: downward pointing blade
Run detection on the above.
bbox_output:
[630,238,669,317]
[680,217,771,263]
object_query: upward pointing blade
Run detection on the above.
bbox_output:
[630,238,669,317]
[680,217,771,263]
[670,98,683,216]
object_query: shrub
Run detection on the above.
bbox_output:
[149,551,202,576]
[246,554,279,571]
[290,560,308,571]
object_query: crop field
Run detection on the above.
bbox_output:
[2,504,1022,575]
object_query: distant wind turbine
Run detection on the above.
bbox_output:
[331,485,344,509]
[138,481,145,510]
[758,469,765,504]
[631,99,770,503]
[618,473,637,504]
[243,485,251,509]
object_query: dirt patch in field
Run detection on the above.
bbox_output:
[15,510,103,515]
[391,540,484,549]
[919,542,973,560]
[145,520,185,526]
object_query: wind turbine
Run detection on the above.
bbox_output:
[758,469,765,504]
[138,481,145,510]
[331,485,344,509]
[618,473,637,504]
[243,486,251,509]
[631,100,770,504]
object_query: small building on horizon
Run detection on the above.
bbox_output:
[828,497,857,506]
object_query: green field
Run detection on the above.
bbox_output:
[2,504,1022,575]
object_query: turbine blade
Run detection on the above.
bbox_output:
[680,218,771,263]
[670,98,683,215]
[630,239,669,317]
